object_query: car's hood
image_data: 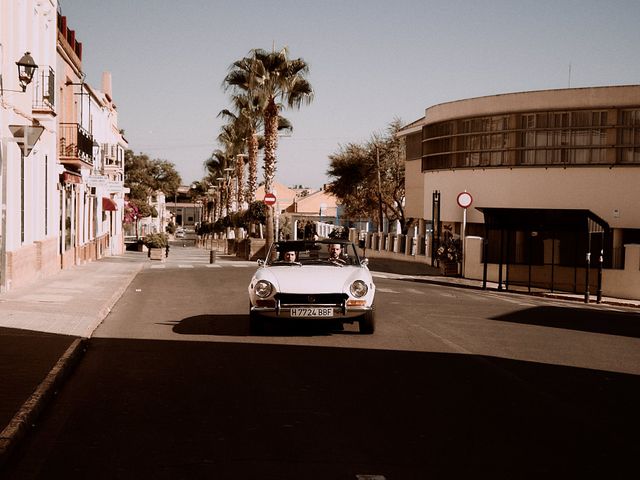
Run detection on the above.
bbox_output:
[258,265,368,293]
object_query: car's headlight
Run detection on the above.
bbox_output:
[350,280,368,298]
[254,280,274,298]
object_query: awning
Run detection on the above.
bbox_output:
[476,208,609,233]
[102,197,118,211]
[61,170,82,184]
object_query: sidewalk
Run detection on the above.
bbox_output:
[0,251,145,465]
[1,251,638,466]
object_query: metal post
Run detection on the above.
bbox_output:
[597,241,603,304]
[498,229,504,291]
[375,145,383,234]
[584,232,591,303]
[482,224,488,289]
[461,207,467,277]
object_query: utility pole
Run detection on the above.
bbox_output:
[376,145,383,233]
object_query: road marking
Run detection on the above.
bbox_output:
[485,293,535,307]
[178,265,194,269]
[206,264,222,268]
[406,288,425,295]
[376,287,398,293]
[150,265,166,269]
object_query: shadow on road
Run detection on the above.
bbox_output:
[172,314,352,337]
[5,337,640,478]
[491,305,640,338]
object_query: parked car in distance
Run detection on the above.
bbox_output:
[248,239,376,334]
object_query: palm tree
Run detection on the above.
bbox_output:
[219,93,261,203]
[204,149,233,216]
[224,47,313,245]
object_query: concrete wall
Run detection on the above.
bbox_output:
[420,166,640,229]
[464,236,640,301]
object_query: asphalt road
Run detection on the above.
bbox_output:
[5,252,640,479]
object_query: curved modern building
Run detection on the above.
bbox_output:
[399,85,640,298]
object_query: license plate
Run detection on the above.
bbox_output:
[291,307,334,317]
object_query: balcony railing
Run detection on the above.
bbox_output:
[101,144,123,170]
[59,123,93,166]
[32,66,55,111]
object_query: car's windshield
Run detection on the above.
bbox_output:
[266,240,361,266]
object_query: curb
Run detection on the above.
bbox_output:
[85,262,144,338]
[375,272,640,309]
[0,337,87,467]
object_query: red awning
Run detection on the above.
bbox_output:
[102,197,117,211]
[61,171,83,184]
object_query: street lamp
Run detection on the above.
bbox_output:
[16,52,38,92]
[1,51,38,96]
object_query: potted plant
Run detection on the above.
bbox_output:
[436,234,461,276]
[143,233,169,261]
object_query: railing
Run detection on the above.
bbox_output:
[32,66,55,111]
[101,144,122,169]
[59,123,93,165]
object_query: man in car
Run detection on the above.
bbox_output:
[328,243,346,264]
[283,251,297,262]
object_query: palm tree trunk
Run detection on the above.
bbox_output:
[247,132,258,203]
[263,99,279,245]
[236,154,244,209]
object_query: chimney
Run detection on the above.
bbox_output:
[102,71,112,101]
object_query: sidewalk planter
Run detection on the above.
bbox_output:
[148,247,165,261]
[440,261,460,276]
[143,233,169,261]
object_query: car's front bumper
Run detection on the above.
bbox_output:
[251,304,372,319]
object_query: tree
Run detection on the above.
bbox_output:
[224,47,313,246]
[218,93,261,203]
[327,119,409,233]
[124,150,182,201]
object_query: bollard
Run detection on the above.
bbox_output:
[210,250,216,264]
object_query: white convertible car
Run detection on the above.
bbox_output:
[248,239,376,334]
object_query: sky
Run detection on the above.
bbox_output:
[58,0,640,188]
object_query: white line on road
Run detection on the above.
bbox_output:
[178,265,195,269]
[376,287,399,293]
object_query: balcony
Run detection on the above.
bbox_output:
[59,123,93,167]
[101,143,123,172]
[32,66,55,113]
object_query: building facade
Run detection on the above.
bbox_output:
[1,0,59,291]
[0,2,126,292]
[398,85,640,299]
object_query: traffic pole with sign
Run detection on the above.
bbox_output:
[457,191,473,277]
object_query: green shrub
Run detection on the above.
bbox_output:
[143,232,168,248]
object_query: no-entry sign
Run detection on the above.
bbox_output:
[263,193,277,205]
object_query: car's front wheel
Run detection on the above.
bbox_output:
[358,309,375,334]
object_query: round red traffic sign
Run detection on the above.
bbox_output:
[263,193,277,206]
[457,191,473,208]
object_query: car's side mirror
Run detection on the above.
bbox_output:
[360,258,369,267]
[257,259,265,267]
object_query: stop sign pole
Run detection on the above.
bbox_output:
[457,191,473,277]
[263,193,276,206]
[263,193,277,241]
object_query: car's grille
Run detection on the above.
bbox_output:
[276,293,347,306]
